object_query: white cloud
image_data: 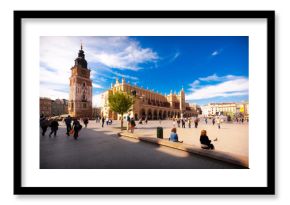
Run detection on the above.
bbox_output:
[186,75,248,100]
[211,48,224,57]
[199,74,219,81]
[40,37,78,71]
[40,37,157,99]
[92,83,102,89]
[40,36,158,72]
[40,86,69,100]
[170,51,180,62]
[211,51,219,56]
[40,66,70,86]
[93,93,103,107]
[188,80,200,91]
[92,40,158,70]
[90,69,97,79]
[108,70,138,81]
[199,74,242,82]
[39,65,70,99]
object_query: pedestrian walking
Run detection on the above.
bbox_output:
[101,116,105,127]
[188,118,192,128]
[205,118,208,124]
[194,118,199,128]
[49,119,59,137]
[72,119,82,140]
[40,116,49,136]
[180,118,185,128]
[106,117,109,126]
[216,117,221,129]
[177,118,181,128]
[130,117,136,133]
[83,117,89,128]
[172,118,176,127]
[64,115,72,136]
[145,116,148,124]
[212,118,215,125]
[126,113,131,131]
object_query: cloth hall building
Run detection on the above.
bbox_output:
[100,78,197,120]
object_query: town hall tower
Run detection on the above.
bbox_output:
[68,44,92,118]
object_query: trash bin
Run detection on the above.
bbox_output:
[157,127,163,139]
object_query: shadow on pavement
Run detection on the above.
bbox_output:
[40,126,244,169]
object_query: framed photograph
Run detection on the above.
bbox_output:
[14,10,275,195]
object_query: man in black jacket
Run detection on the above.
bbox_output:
[49,119,59,137]
[40,116,49,136]
[64,115,72,136]
[73,119,82,140]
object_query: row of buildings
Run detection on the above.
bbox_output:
[201,102,249,118]
[40,97,68,117]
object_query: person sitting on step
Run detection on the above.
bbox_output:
[169,128,183,143]
[200,129,215,150]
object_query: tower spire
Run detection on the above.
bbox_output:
[74,41,87,68]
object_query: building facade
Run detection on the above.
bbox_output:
[201,102,249,118]
[187,103,202,116]
[51,99,68,116]
[68,45,92,118]
[237,102,249,118]
[40,97,52,116]
[100,78,196,120]
[40,97,68,117]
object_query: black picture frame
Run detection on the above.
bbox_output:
[14,10,275,195]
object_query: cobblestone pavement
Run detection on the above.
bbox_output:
[40,120,243,169]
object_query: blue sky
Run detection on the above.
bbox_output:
[40,36,248,106]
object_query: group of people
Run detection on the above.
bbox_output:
[172,117,200,128]
[40,114,83,140]
[169,128,215,150]
[64,115,83,140]
[96,116,113,128]
[202,117,222,129]
[234,117,248,123]
[40,114,59,138]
